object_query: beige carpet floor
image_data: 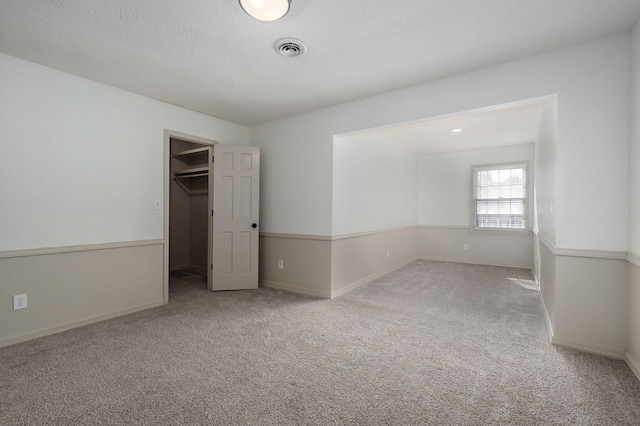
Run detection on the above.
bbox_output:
[1,260,639,425]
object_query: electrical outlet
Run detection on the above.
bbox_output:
[13,294,27,310]
[463,244,469,251]
[278,260,284,270]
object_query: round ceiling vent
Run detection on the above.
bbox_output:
[274,38,307,57]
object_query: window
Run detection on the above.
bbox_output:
[472,163,527,231]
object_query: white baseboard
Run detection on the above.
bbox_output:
[551,336,625,360]
[0,300,164,348]
[331,257,417,299]
[418,256,532,270]
[538,294,554,342]
[626,351,640,381]
[261,258,417,299]
[259,279,331,299]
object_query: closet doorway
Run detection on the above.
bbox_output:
[163,130,261,303]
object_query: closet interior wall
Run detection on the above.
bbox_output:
[169,138,209,274]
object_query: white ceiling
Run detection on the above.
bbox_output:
[343,98,550,155]
[1,0,639,127]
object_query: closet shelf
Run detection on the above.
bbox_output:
[172,147,210,158]
[172,166,209,179]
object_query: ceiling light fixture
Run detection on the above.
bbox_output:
[452,128,462,133]
[239,0,291,22]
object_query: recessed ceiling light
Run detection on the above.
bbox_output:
[452,128,462,133]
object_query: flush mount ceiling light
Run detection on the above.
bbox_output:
[452,128,462,133]
[239,0,291,22]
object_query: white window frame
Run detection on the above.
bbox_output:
[470,162,528,233]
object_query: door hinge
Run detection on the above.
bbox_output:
[212,209,214,216]
[211,264,214,271]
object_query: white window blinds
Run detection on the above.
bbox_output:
[473,164,527,231]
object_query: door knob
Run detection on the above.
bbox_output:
[252,223,258,229]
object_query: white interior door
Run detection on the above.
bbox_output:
[211,145,260,291]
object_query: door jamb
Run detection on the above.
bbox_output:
[163,129,218,304]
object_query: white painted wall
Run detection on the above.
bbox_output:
[417,144,534,270]
[534,99,559,334]
[249,110,336,236]
[251,34,630,253]
[627,17,640,377]
[0,53,249,251]
[418,144,535,227]
[332,134,418,235]
[554,39,629,250]
[534,100,558,246]
[630,20,640,256]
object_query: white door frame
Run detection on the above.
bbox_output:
[163,129,218,304]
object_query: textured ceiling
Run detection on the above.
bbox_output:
[1,0,639,126]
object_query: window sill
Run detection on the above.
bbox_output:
[469,228,531,236]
